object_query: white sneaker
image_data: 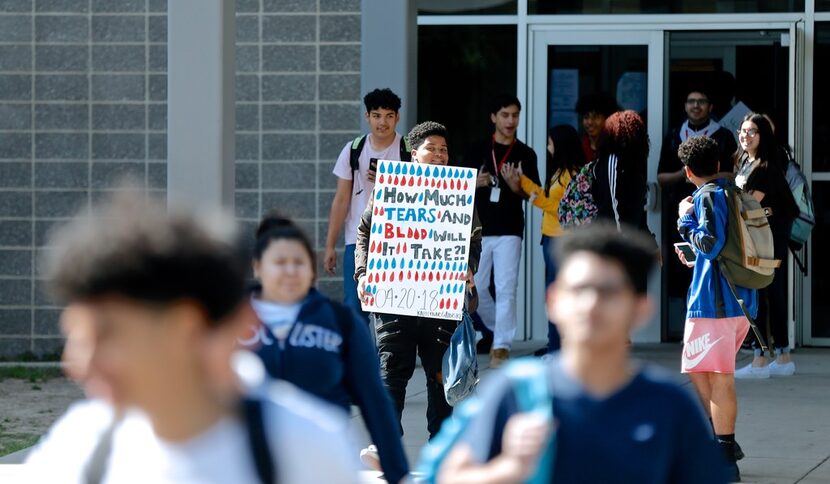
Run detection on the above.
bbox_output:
[768,360,796,376]
[359,445,381,471]
[734,363,770,379]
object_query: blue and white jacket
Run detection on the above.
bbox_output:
[678,178,758,319]
[241,288,409,484]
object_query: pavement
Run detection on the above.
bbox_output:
[2,341,829,483]
[351,341,830,484]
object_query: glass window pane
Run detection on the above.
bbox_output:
[818,0,830,10]
[814,24,830,172]
[417,25,517,165]
[812,182,830,338]
[529,0,804,14]
[418,0,517,15]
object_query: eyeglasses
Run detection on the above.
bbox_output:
[685,98,710,106]
[737,128,758,138]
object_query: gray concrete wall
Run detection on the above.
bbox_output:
[0,0,362,358]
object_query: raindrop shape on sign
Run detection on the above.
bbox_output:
[379,163,387,174]
[416,166,423,176]
[394,163,401,175]
[383,260,389,270]
[376,190,383,200]
[439,285,444,295]
[391,259,396,269]
[441,167,447,178]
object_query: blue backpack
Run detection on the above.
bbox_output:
[417,358,555,484]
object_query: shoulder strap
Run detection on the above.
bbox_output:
[242,398,277,484]
[607,155,621,231]
[83,415,120,484]
[349,135,368,172]
[718,262,769,354]
[400,136,412,162]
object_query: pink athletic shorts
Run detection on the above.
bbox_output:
[681,317,750,374]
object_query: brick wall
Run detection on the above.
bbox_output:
[0,0,362,358]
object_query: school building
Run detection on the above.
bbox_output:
[0,0,827,358]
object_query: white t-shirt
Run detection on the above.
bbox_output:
[25,381,360,483]
[332,133,404,245]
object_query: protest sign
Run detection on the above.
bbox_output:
[362,160,477,321]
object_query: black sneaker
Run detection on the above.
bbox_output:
[734,440,744,461]
[727,461,741,482]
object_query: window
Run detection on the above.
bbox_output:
[417,25,517,165]
[528,0,804,14]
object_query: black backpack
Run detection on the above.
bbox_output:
[349,134,411,173]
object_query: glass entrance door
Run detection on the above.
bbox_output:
[528,29,664,343]
[662,29,795,342]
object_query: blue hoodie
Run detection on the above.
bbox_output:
[245,288,409,483]
[677,178,758,319]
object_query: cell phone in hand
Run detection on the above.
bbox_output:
[673,242,697,262]
[369,158,378,173]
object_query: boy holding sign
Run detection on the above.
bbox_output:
[355,121,482,440]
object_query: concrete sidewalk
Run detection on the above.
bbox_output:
[349,342,830,484]
[2,342,827,483]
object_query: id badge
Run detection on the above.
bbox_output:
[489,186,501,203]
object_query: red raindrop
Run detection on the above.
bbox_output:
[390,272,395,282]
[429,272,433,282]
[408,177,415,187]
[382,272,387,282]
[373,207,378,216]
[379,207,384,216]
[417,177,422,186]
[437,211,442,219]
[379,174,384,184]
[443,180,448,190]
[439,299,445,309]
[399,271,404,280]
[400,176,407,186]
[464,181,469,190]
[453,299,459,310]
[415,272,420,281]
[414,230,420,240]
[403,244,407,253]
[407,271,412,280]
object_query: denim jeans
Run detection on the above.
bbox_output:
[542,236,561,352]
[343,244,369,326]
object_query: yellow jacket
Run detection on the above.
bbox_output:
[520,170,571,237]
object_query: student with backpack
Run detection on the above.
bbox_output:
[428,223,729,484]
[732,113,799,379]
[26,193,359,483]
[325,88,411,324]
[676,136,762,481]
[240,214,410,483]
[500,124,586,353]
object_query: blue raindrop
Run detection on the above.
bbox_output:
[391,259,396,269]
[409,260,414,268]
[452,262,458,271]
[368,259,374,270]
[440,167,447,178]
[409,164,416,175]
[383,260,389,270]
[400,258,405,268]
[417,261,422,270]
[376,190,383,200]
[438,261,444,270]
[418,193,423,202]
[466,170,474,178]
[416,166,423,176]
[394,163,402,175]
[429,229,433,239]
[431,261,437,270]
[379,163,386,174]
[424,166,432,177]
[467,195,473,204]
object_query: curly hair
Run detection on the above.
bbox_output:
[407,121,448,150]
[364,88,401,113]
[599,110,649,173]
[678,136,720,177]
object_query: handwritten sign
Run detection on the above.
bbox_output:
[362,160,477,321]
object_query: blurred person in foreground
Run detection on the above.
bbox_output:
[25,192,359,483]
[435,223,730,484]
